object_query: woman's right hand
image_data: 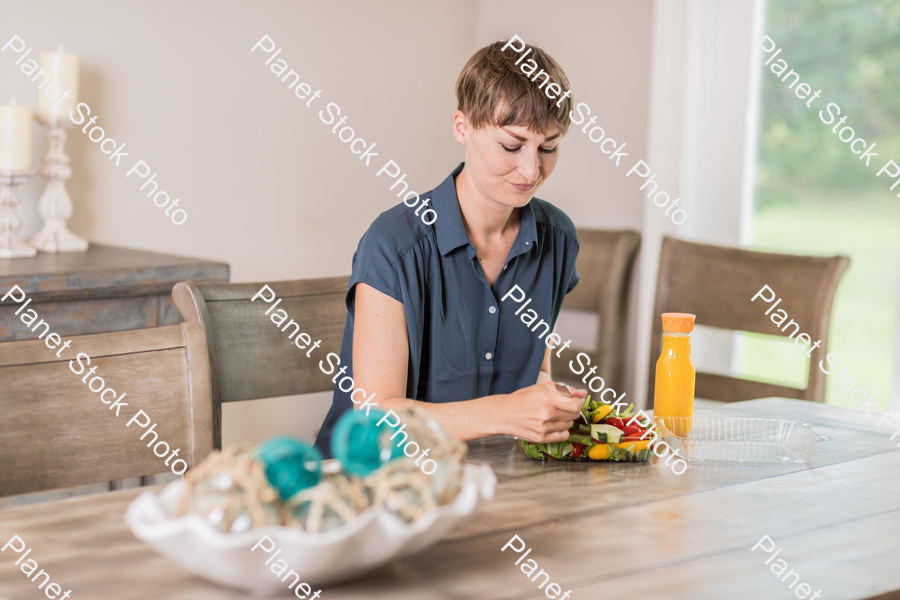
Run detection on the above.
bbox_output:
[498,381,587,443]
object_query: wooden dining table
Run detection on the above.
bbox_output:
[1,397,899,600]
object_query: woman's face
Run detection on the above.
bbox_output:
[453,110,562,208]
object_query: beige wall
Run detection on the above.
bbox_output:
[475,0,654,230]
[1,0,654,444]
[475,0,655,401]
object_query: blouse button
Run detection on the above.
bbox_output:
[489,306,496,314]
[485,352,493,360]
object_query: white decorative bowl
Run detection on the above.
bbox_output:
[125,463,496,592]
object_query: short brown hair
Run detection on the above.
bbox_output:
[456,39,573,135]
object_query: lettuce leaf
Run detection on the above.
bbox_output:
[520,441,545,459]
[607,445,632,461]
[543,442,574,459]
[519,440,574,460]
[616,403,637,419]
[566,434,594,446]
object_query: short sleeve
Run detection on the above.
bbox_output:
[563,231,580,296]
[530,198,580,300]
[346,224,404,315]
[566,267,580,294]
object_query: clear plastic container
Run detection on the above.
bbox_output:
[652,417,824,464]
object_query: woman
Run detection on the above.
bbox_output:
[314,39,585,453]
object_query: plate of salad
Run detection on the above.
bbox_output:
[520,396,656,462]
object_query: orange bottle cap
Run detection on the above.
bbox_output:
[661,312,695,333]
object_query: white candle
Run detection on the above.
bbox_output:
[37,46,78,120]
[0,99,33,171]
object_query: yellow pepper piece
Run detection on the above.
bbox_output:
[632,440,651,451]
[613,440,651,452]
[588,444,609,460]
[591,405,613,422]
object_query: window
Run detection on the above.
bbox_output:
[735,0,900,410]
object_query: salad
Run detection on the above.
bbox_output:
[520,396,656,462]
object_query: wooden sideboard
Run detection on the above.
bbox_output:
[0,244,229,342]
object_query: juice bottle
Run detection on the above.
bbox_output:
[653,313,696,436]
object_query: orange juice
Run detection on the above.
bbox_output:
[653,313,696,436]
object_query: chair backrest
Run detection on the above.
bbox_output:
[552,229,641,391]
[172,277,350,447]
[0,323,214,497]
[649,236,850,403]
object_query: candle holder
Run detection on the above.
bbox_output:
[28,116,88,253]
[0,169,38,259]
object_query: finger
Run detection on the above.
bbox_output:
[543,388,581,408]
[527,418,573,440]
[545,414,580,430]
[544,418,576,433]
[538,429,571,444]
[547,418,575,429]
[550,395,584,413]
[554,382,574,397]
[554,404,583,420]
[523,428,568,444]
[551,382,588,399]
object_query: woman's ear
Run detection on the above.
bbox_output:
[452,110,468,145]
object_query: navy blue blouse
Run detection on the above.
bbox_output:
[314,162,580,453]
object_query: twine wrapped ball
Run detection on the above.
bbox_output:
[175,405,469,534]
[362,405,468,521]
[174,443,281,533]
[364,459,435,523]
[393,405,467,503]
[280,473,370,532]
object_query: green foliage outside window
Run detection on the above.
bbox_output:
[738,0,900,410]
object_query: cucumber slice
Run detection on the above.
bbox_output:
[591,424,623,444]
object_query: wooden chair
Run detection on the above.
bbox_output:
[172,277,351,448]
[0,323,214,498]
[552,229,641,391]
[649,236,850,403]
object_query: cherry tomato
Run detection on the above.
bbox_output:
[606,417,626,429]
[572,443,585,459]
[622,425,643,437]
